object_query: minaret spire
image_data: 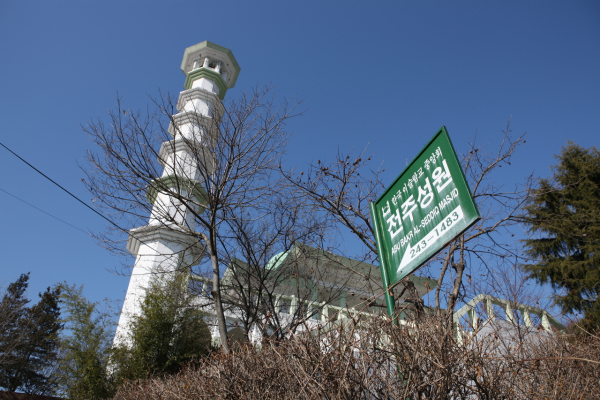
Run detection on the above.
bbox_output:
[114,41,240,344]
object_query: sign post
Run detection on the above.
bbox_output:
[371,127,480,317]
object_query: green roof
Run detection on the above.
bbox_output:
[266,251,289,270]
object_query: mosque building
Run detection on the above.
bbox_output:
[114,41,563,347]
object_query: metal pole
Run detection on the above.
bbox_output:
[371,203,413,399]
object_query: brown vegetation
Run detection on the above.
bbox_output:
[112,315,600,400]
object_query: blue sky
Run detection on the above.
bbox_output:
[0,1,598,310]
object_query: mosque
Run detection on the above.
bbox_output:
[114,41,563,348]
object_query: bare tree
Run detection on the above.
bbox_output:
[84,85,310,352]
[188,188,349,343]
[282,147,384,261]
[284,122,532,320]
[432,123,532,317]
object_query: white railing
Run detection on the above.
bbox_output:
[453,294,565,342]
[189,274,213,297]
[188,274,376,324]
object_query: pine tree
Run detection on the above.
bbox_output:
[0,274,30,388]
[0,273,62,394]
[522,143,600,329]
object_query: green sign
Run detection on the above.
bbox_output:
[371,127,480,290]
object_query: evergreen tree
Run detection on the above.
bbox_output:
[112,274,212,383]
[54,276,212,397]
[522,143,600,329]
[0,273,61,394]
[57,284,115,399]
[0,274,30,389]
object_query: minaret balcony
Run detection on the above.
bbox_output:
[158,139,216,178]
[145,174,206,207]
[126,223,205,260]
[167,110,213,141]
[176,87,225,120]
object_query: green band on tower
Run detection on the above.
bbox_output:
[184,68,229,99]
[146,175,207,208]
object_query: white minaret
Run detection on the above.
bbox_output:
[114,41,241,344]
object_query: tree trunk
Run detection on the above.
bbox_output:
[446,235,465,317]
[211,256,230,353]
[204,231,230,353]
